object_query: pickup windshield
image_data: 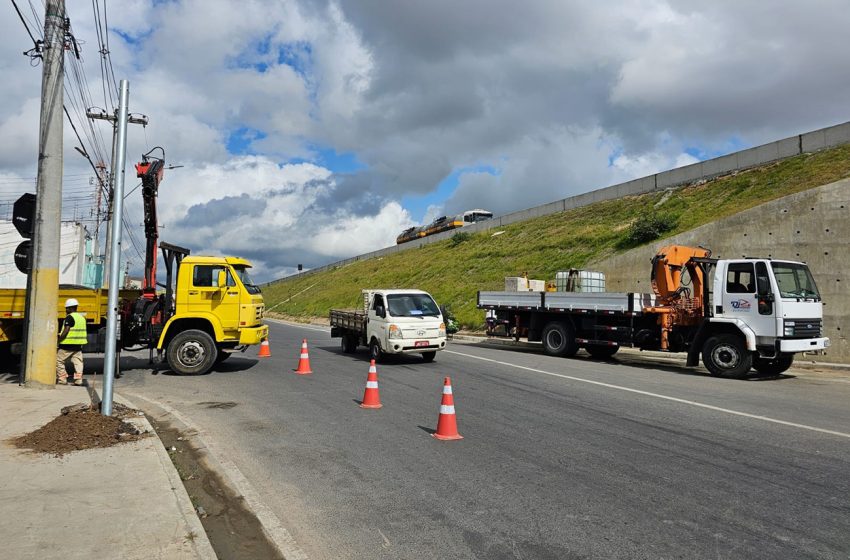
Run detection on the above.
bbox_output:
[387,293,440,318]
[234,266,261,295]
[771,262,820,300]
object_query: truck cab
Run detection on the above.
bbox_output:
[365,289,447,362]
[693,258,829,376]
[158,255,267,374]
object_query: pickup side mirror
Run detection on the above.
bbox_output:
[376,306,386,319]
[217,270,227,289]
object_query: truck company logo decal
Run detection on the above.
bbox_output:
[730,299,751,311]
[417,330,426,336]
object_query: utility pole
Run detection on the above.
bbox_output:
[101,79,131,416]
[22,0,65,387]
[85,109,147,287]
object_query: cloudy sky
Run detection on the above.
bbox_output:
[1,1,849,281]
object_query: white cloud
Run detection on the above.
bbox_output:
[2,0,850,279]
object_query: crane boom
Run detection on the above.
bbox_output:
[134,155,165,298]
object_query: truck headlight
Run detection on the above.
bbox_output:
[784,322,795,337]
[438,322,446,337]
[388,324,403,339]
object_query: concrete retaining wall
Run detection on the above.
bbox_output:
[274,120,850,283]
[588,178,850,364]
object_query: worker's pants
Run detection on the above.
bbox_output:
[56,348,84,381]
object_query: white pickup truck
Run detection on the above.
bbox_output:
[330,289,447,362]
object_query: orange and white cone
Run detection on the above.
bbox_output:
[359,360,382,409]
[258,338,271,358]
[432,377,463,440]
[294,339,312,375]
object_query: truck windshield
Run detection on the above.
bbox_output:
[771,262,820,300]
[386,294,440,317]
[233,266,261,295]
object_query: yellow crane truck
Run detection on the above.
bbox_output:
[0,243,267,375]
[1,152,267,375]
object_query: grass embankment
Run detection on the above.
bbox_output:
[264,145,850,329]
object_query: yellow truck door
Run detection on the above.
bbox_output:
[186,263,240,334]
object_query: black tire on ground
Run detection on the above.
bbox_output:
[541,321,579,358]
[421,351,436,363]
[701,334,752,378]
[753,353,794,376]
[166,329,218,375]
[369,338,383,363]
[586,345,619,359]
[342,334,358,353]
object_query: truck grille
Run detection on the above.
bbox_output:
[785,319,821,338]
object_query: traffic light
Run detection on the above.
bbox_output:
[12,193,36,274]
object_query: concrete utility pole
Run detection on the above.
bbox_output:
[23,0,65,387]
[85,110,147,287]
[101,79,131,416]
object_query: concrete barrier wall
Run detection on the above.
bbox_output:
[274,120,850,283]
[589,177,850,364]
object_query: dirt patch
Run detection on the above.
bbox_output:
[149,418,285,560]
[11,402,148,457]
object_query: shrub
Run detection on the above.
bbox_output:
[449,231,472,247]
[621,213,678,248]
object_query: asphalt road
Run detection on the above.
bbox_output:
[112,321,850,560]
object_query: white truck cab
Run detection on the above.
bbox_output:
[365,289,447,362]
[330,289,448,363]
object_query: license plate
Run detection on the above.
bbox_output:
[414,341,429,348]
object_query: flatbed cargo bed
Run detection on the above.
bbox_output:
[478,291,656,315]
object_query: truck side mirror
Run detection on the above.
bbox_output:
[376,306,386,318]
[217,270,227,289]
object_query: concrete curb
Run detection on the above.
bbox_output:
[124,392,310,560]
[115,393,218,560]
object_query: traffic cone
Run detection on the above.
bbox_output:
[294,339,312,375]
[258,338,271,358]
[359,360,382,409]
[432,377,463,440]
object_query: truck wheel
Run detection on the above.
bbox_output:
[421,351,436,363]
[342,334,358,354]
[542,322,579,358]
[586,345,619,359]
[369,338,383,363]
[753,353,794,376]
[167,329,218,375]
[702,335,752,378]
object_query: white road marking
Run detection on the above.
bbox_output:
[444,350,850,440]
[266,318,329,333]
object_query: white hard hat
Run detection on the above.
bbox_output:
[65,298,79,308]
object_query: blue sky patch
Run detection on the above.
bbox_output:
[226,127,268,155]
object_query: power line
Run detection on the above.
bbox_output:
[10,0,38,44]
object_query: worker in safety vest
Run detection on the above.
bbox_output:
[56,298,87,386]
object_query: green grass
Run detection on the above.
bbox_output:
[263,145,850,329]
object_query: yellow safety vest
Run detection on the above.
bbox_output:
[63,312,88,346]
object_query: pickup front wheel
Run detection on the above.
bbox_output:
[369,338,383,363]
[702,335,752,378]
[167,329,218,375]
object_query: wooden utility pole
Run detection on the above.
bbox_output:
[23,0,65,387]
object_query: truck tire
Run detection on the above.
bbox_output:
[421,351,436,363]
[753,353,794,376]
[702,335,752,378]
[369,338,384,363]
[586,345,619,359]
[166,329,218,375]
[342,334,358,354]
[542,321,579,358]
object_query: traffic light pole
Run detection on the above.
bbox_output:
[23,0,65,387]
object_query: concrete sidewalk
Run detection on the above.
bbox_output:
[0,382,216,560]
